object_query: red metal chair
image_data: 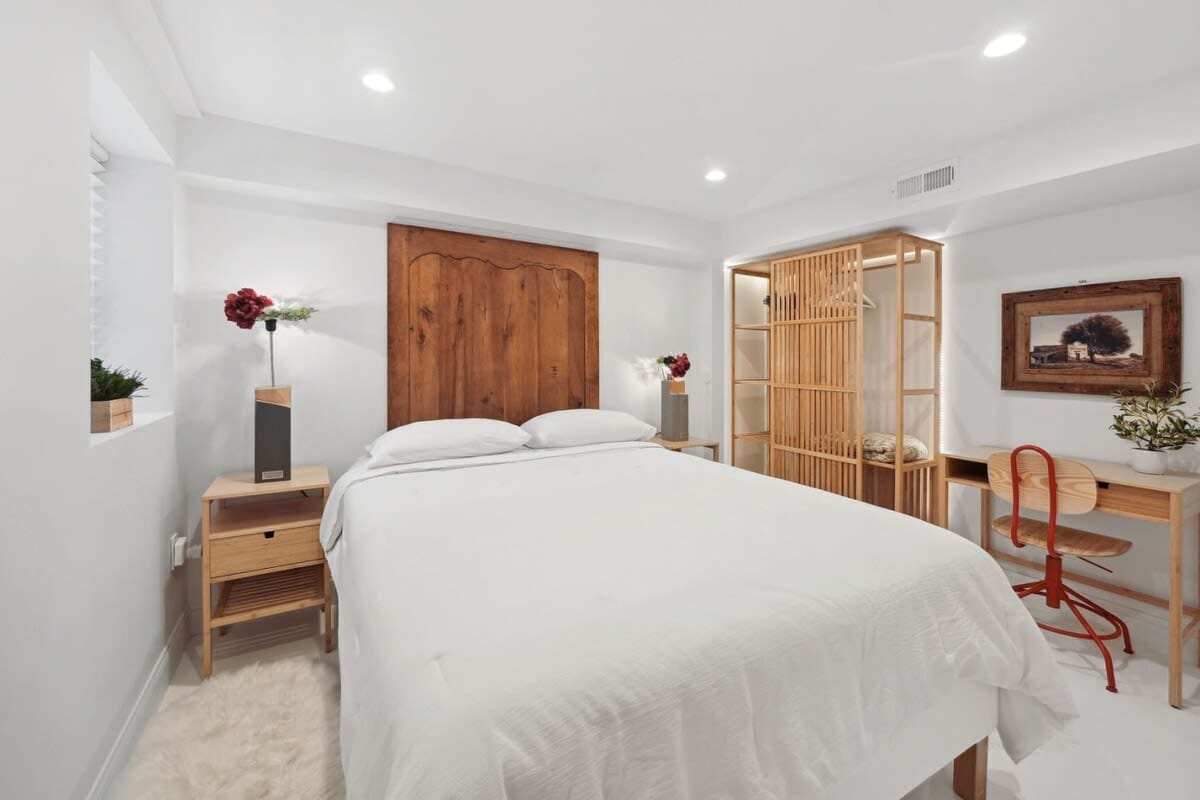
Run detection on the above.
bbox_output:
[987,445,1134,693]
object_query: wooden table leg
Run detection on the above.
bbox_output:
[712,443,720,463]
[201,499,213,679]
[979,489,993,553]
[953,737,988,800]
[937,463,949,528]
[323,563,334,653]
[1169,493,1183,708]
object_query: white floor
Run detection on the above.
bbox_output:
[137,593,1200,800]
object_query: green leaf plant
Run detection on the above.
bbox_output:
[1110,380,1200,452]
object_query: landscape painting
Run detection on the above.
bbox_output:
[1027,309,1144,372]
[1001,278,1181,395]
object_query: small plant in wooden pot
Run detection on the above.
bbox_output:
[90,358,145,433]
[1110,381,1200,474]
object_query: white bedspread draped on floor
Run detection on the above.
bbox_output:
[321,442,1075,799]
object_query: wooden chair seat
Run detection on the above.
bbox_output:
[992,515,1132,558]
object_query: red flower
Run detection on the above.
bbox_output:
[224,288,274,329]
[670,352,691,378]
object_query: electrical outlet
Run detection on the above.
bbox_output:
[169,532,186,570]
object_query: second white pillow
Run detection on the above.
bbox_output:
[522,409,656,449]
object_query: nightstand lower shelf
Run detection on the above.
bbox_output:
[213,565,326,627]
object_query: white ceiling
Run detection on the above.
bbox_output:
[157,0,1200,221]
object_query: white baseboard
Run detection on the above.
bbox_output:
[85,613,188,800]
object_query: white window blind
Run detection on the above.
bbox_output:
[90,136,108,355]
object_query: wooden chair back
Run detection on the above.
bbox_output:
[987,449,1098,516]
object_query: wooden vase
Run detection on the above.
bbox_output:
[90,398,133,433]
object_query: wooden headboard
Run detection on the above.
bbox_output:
[387,225,599,429]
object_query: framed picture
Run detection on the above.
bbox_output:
[1001,278,1181,395]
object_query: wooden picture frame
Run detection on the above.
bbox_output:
[1001,278,1181,395]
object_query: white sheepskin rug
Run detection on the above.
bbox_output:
[128,657,344,799]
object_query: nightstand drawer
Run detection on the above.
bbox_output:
[210,525,322,578]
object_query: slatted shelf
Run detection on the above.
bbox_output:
[212,565,325,627]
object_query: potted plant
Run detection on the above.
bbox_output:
[1110,381,1200,474]
[90,358,146,433]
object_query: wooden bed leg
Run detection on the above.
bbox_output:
[952,737,988,800]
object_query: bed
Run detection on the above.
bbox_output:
[321,441,1074,798]
[320,225,1076,798]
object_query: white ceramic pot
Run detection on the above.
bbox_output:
[1130,448,1167,475]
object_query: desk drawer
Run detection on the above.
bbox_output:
[211,525,321,578]
[1096,483,1170,521]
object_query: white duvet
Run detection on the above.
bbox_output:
[321,442,1075,799]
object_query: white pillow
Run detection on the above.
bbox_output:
[366,418,530,469]
[522,409,656,449]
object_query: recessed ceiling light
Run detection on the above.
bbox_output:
[705,168,727,183]
[361,72,395,93]
[983,32,1026,58]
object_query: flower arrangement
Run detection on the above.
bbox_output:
[224,287,317,386]
[224,288,316,329]
[657,352,691,380]
[1111,381,1200,452]
[90,357,146,401]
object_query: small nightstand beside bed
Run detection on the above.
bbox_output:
[200,466,334,678]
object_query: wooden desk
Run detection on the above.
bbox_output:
[651,436,720,462]
[940,446,1200,708]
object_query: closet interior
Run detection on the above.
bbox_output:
[729,232,943,523]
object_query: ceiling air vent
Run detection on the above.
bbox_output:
[892,159,958,200]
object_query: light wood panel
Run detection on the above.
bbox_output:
[986,452,1099,515]
[990,515,1132,557]
[770,245,864,499]
[210,525,323,579]
[388,225,599,428]
[730,265,771,472]
[751,233,943,519]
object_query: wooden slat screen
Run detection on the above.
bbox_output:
[769,245,864,498]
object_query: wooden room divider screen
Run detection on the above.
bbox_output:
[769,244,865,499]
[731,232,943,524]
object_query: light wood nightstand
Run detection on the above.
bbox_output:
[200,465,333,678]
[651,436,721,462]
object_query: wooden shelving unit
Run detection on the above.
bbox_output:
[765,232,943,523]
[200,465,333,678]
[730,262,771,473]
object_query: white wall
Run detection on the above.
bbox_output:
[178,115,717,270]
[178,189,716,539]
[177,190,389,535]
[720,72,1200,262]
[599,259,713,438]
[0,3,186,798]
[943,189,1200,607]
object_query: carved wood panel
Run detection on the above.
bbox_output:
[388,225,599,428]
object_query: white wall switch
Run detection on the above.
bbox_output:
[169,533,186,569]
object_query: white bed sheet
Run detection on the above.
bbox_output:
[322,441,1076,799]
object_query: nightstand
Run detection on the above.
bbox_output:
[651,436,721,462]
[199,465,333,678]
